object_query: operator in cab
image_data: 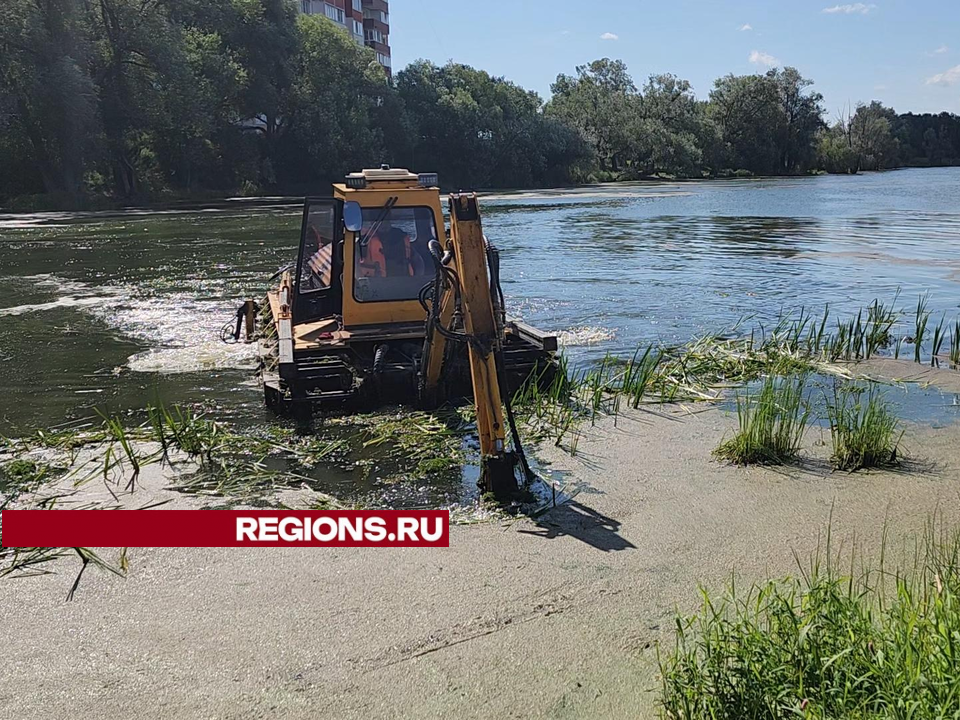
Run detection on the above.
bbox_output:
[358,221,426,278]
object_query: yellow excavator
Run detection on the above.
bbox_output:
[233,167,557,496]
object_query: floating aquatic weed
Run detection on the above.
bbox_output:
[713,375,810,466]
[827,383,902,471]
[0,544,127,601]
[1,490,128,601]
[350,409,469,480]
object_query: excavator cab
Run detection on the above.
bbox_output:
[252,167,558,495]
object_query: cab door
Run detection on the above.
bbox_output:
[294,197,342,324]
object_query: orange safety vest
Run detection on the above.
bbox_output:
[360,234,414,278]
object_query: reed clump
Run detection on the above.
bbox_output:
[713,375,810,466]
[659,522,960,718]
[950,319,960,367]
[827,384,902,471]
[512,294,960,455]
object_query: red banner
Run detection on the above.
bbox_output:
[1,509,450,548]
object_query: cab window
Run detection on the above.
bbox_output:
[354,206,437,302]
[299,204,335,293]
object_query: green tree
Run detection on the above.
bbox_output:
[177,0,299,188]
[634,74,705,177]
[0,0,98,198]
[276,15,390,187]
[849,101,899,170]
[547,59,639,174]
[397,60,586,188]
[707,73,782,175]
[770,67,824,173]
[816,125,858,173]
[708,68,823,175]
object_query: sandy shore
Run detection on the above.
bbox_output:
[2,402,960,719]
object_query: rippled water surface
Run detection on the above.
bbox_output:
[2,168,960,435]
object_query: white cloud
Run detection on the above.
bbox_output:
[933,45,948,54]
[822,3,876,14]
[600,32,619,41]
[874,84,887,90]
[926,65,960,86]
[739,23,753,31]
[560,30,571,36]
[749,50,780,68]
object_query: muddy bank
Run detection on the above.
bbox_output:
[2,404,959,719]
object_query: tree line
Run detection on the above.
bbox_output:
[1,1,958,208]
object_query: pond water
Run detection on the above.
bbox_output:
[1,167,959,446]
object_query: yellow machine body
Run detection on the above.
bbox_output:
[252,167,557,495]
[333,176,446,328]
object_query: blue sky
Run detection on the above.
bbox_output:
[391,1,960,117]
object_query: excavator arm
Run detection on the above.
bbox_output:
[420,193,531,498]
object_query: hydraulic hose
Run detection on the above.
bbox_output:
[425,232,535,486]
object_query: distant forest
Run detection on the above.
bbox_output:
[2,0,959,208]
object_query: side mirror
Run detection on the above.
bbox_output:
[343,201,362,232]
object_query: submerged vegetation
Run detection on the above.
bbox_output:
[659,522,960,718]
[714,376,810,466]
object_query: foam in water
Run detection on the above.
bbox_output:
[2,273,257,374]
[558,325,617,347]
[91,290,258,374]
[0,296,107,317]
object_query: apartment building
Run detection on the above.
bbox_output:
[299,0,392,76]
[361,0,391,76]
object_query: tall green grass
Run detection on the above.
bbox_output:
[914,294,931,364]
[659,522,960,718]
[148,403,223,465]
[714,376,810,466]
[827,384,902,471]
[951,319,960,367]
[931,313,947,367]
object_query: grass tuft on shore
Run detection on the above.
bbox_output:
[0,459,55,498]
[659,521,960,719]
[827,384,902,471]
[713,375,810,466]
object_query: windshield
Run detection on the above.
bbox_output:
[354,206,437,302]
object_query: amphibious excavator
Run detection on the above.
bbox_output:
[232,167,557,496]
